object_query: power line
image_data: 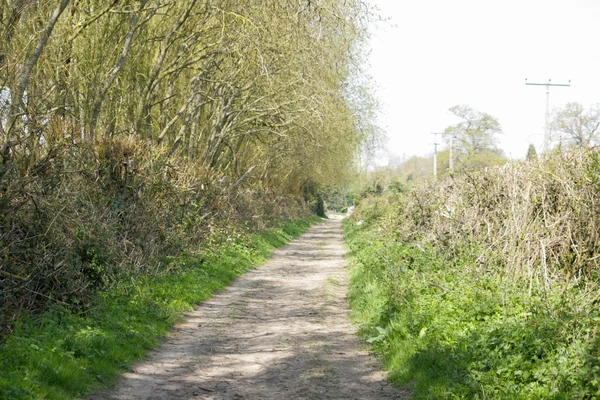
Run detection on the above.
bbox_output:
[525,78,571,153]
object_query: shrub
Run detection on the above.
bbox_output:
[345,149,600,398]
[0,136,311,341]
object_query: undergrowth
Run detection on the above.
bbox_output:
[0,137,314,339]
[345,220,600,399]
[344,150,600,399]
[0,216,319,400]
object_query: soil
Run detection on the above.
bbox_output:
[90,217,409,400]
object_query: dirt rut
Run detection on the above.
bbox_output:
[91,218,407,400]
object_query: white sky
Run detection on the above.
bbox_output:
[366,0,600,162]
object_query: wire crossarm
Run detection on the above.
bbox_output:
[525,78,571,152]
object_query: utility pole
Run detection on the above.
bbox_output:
[448,134,454,173]
[432,141,438,181]
[432,132,453,176]
[525,78,571,153]
[430,132,441,181]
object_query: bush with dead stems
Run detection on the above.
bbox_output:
[0,133,311,341]
[375,149,600,293]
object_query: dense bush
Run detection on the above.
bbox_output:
[346,149,600,399]
[0,136,311,341]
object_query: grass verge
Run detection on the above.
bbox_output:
[344,218,600,399]
[0,216,320,400]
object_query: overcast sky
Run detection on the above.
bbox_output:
[366,0,600,162]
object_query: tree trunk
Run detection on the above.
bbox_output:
[6,0,70,138]
[88,11,138,142]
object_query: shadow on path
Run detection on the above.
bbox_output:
[90,219,409,400]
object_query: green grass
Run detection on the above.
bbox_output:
[0,216,320,400]
[344,219,600,399]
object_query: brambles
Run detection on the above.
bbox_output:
[346,149,600,398]
[0,137,315,340]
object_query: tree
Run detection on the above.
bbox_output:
[5,0,70,139]
[445,105,505,171]
[0,0,377,193]
[551,102,600,148]
[526,144,537,161]
[0,0,381,343]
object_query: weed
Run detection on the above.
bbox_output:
[326,277,339,286]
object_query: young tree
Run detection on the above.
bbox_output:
[5,0,70,139]
[551,102,600,148]
[526,144,538,161]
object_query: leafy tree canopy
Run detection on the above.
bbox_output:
[551,102,600,148]
[445,105,505,171]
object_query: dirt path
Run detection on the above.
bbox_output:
[91,218,408,400]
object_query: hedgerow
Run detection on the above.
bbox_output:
[346,149,600,399]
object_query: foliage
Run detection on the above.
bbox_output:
[0,217,318,400]
[0,1,375,396]
[0,137,313,340]
[0,0,377,338]
[445,105,506,172]
[551,102,600,148]
[526,143,538,160]
[362,129,507,190]
[345,149,600,398]
[446,105,502,154]
[321,186,350,212]
[0,0,375,190]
